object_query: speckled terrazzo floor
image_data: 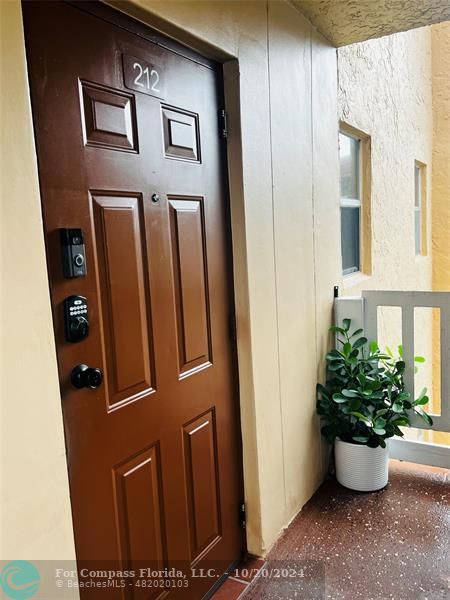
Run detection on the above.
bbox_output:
[241,460,449,600]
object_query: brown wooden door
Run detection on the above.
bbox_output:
[23,2,243,597]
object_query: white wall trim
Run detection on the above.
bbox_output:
[390,438,450,469]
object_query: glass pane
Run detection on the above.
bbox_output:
[414,165,421,208]
[415,209,421,255]
[339,133,360,200]
[341,207,360,273]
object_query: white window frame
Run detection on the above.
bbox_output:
[414,161,426,256]
[339,131,362,276]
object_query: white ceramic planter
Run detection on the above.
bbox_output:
[335,438,389,492]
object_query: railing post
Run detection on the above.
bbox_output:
[333,290,450,467]
[334,296,365,335]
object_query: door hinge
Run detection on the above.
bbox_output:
[219,109,228,139]
[240,502,246,529]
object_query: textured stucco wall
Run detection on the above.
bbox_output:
[430,22,450,446]
[432,23,450,296]
[338,28,433,294]
[337,28,435,435]
[294,0,450,47]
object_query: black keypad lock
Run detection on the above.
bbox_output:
[60,228,87,278]
[64,295,89,343]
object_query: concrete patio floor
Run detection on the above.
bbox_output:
[212,460,449,600]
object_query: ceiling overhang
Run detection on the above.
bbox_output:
[292,0,450,46]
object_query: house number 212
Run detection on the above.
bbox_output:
[133,62,160,93]
[123,54,164,99]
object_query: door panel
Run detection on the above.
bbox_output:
[23,2,243,598]
[162,107,200,161]
[114,445,166,573]
[183,411,221,562]
[92,193,156,406]
[80,81,138,152]
[169,197,212,376]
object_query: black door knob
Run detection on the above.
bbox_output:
[71,364,103,389]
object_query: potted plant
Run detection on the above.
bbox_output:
[317,318,433,492]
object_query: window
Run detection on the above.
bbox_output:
[339,132,361,275]
[414,162,426,255]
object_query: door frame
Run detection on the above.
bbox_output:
[25,0,250,575]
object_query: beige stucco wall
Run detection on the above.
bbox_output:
[337,28,436,439]
[431,22,450,446]
[0,1,77,561]
[432,23,450,309]
[1,0,339,561]
[338,28,433,296]
[294,0,450,47]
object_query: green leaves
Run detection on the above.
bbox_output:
[414,408,433,426]
[352,435,369,444]
[391,416,409,427]
[353,337,368,350]
[357,373,366,387]
[414,388,429,406]
[343,342,352,356]
[329,325,346,335]
[372,427,386,436]
[415,396,430,406]
[317,318,433,449]
[369,340,379,354]
[367,379,382,391]
[395,361,406,373]
[328,360,344,370]
[350,328,364,338]
[341,389,360,398]
[316,383,330,399]
[332,393,348,404]
[349,398,361,411]
[374,408,389,418]
[342,318,351,332]
[350,412,371,425]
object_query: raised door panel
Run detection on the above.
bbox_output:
[183,411,221,563]
[92,194,155,408]
[80,81,138,153]
[114,445,167,600]
[169,197,212,378]
[161,106,200,162]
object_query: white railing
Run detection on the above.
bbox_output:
[335,291,450,468]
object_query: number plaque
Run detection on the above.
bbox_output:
[122,54,164,99]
